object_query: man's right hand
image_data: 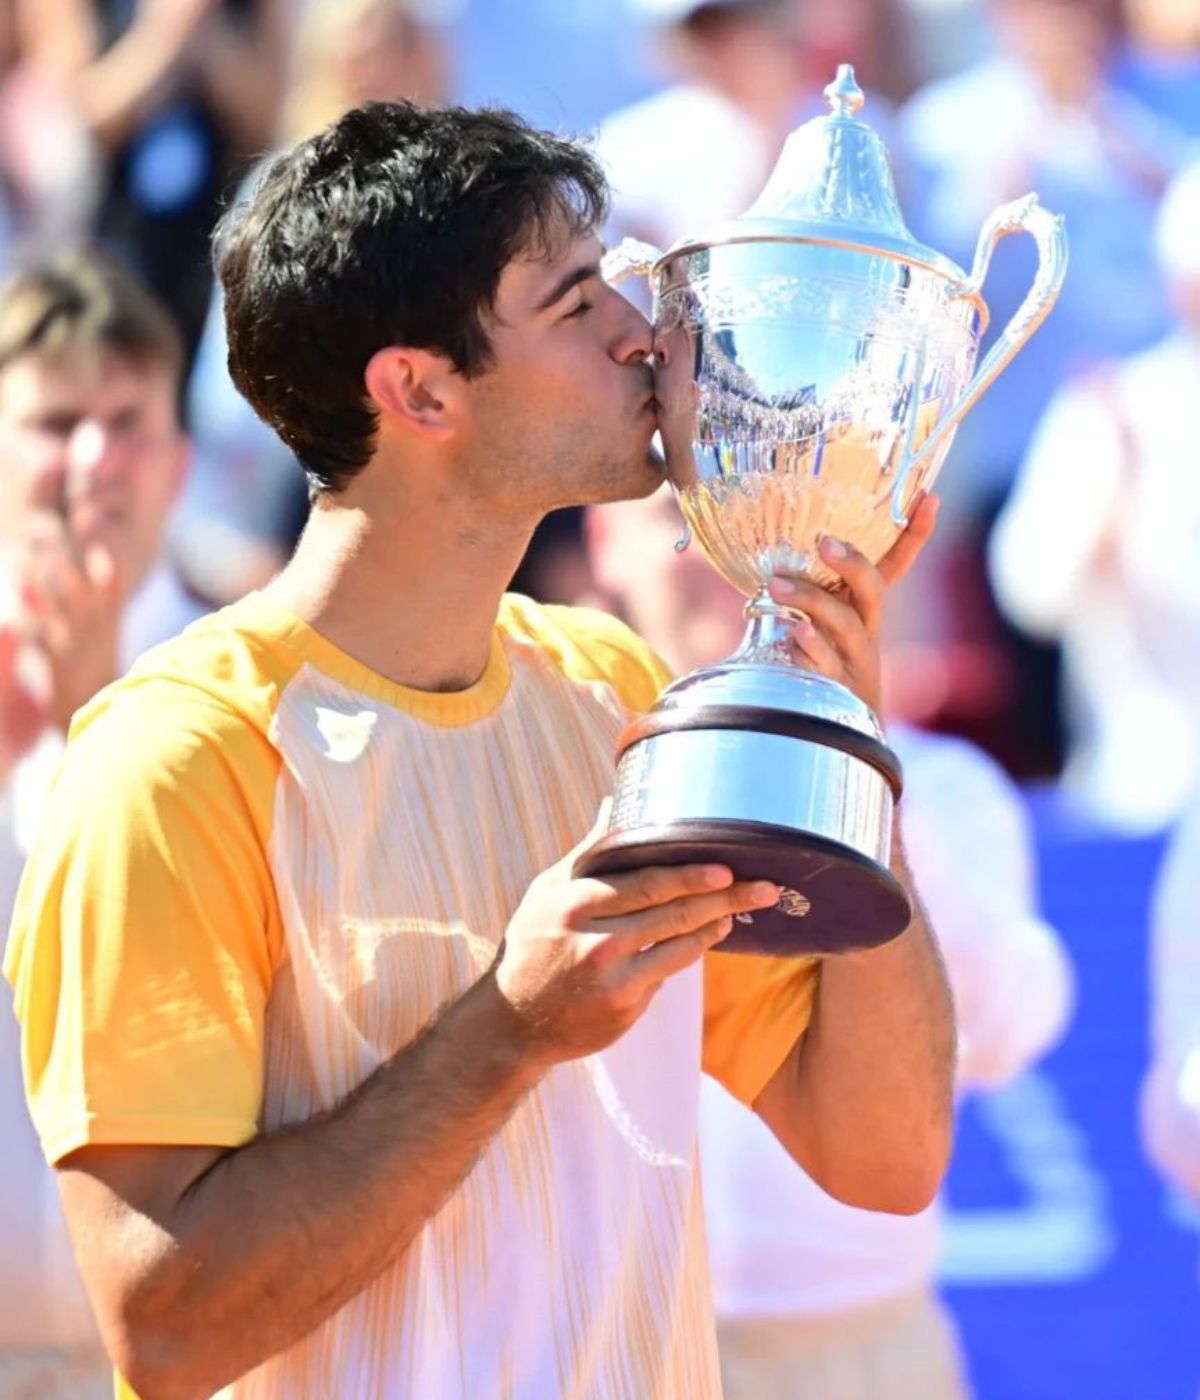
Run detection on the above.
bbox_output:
[493,810,780,1066]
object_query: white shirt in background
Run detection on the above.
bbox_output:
[702,725,1074,1319]
[595,83,770,249]
[989,334,1200,833]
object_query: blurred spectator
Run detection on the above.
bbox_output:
[178,0,452,603]
[595,0,912,253]
[1117,0,1200,136]
[0,249,197,1397]
[989,160,1200,832]
[585,486,1074,1399]
[5,0,292,354]
[898,0,1191,774]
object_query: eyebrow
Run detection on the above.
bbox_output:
[534,260,602,313]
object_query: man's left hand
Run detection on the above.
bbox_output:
[767,492,940,715]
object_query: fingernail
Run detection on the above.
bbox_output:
[794,616,817,639]
[714,915,734,939]
[752,882,779,904]
[820,537,847,560]
[705,866,733,888]
[771,576,797,597]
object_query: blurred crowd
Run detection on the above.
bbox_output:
[0,0,1198,1395]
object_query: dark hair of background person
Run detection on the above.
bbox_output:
[0,248,184,387]
[215,100,609,496]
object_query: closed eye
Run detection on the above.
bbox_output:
[565,299,593,320]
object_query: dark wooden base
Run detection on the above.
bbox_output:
[576,818,911,956]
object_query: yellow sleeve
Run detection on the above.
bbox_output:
[3,679,283,1165]
[506,596,674,714]
[703,953,821,1106]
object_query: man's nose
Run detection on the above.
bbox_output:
[613,296,654,367]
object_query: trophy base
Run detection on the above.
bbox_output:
[576,818,911,956]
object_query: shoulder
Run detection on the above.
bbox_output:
[61,593,306,822]
[499,594,673,713]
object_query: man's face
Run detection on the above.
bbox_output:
[460,225,664,517]
[0,347,187,595]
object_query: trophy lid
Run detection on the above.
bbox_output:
[666,65,965,283]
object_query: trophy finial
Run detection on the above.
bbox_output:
[824,64,865,119]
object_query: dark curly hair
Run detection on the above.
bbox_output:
[215,102,609,495]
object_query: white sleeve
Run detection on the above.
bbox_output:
[988,377,1124,640]
[896,730,1075,1090]
[1141,802,1200,1199]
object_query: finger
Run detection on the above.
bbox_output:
[789,615,841,675]
[816,536,883,637]
[570,861,736,921]
[627,914,735,988]
[767,576,864,659]
[604,880,779,951]
[877,491,940,587]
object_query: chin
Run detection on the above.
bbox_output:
[613,448,667,502]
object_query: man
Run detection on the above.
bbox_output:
[5,103,954,1399]
[588,487,1074,1399]
[0,251,198,1396]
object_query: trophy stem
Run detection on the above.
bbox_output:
[729,588,807,667]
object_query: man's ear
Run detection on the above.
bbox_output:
[364,346,460,439]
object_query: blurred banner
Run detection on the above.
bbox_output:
[942,800,1197,1400]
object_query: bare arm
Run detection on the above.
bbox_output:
[61,973,547,1400]
[57,825,777,1400]
[18,0,220,149]
[753,827,956,1214]
[752,493,956,1212]
[190,0,293,152]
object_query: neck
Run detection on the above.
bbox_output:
[265,488,536,693]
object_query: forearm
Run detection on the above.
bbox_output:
[193,8,289,150]
[760,824,956,1213]
[111,971,544,1400]
[51,20,199,148]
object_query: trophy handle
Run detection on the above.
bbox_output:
[890,194,1068,525]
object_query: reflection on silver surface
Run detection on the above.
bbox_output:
[611,728,894,863]
[654,248,979,592]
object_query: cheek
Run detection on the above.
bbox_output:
[3,435,67,513]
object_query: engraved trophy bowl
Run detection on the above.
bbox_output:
[576,65,1068,956]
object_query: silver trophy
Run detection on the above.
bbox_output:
[576,66,1068,956]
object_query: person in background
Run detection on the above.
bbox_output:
[7,0,292,354]
[586,485,1074,1399]
[180,0,451,604]
[1117,0,1200,137]
[595,0,911,256]
[899,0,1188,775]
[989,159,1200,833]
[0,249,197,1398]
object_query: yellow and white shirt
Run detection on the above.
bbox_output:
[5,590,818,1399]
